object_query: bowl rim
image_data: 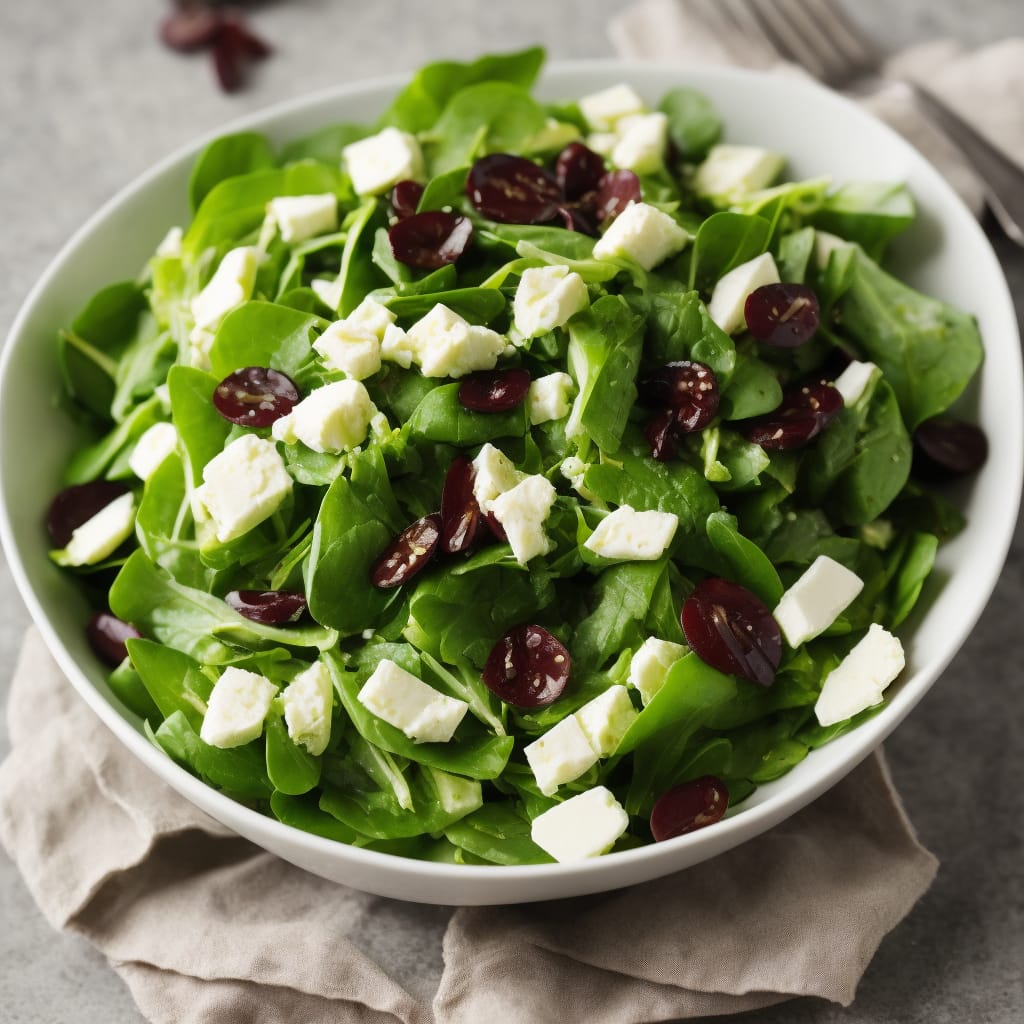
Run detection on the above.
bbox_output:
[2,58,1021,890]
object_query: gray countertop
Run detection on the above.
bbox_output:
[1,1,1022,1021]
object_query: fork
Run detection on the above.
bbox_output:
[690,0,1024,245]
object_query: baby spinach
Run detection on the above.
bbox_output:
[188,132,276,213]
[657,86,722,161]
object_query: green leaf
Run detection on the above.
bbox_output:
[265,716,321,795]
[657,86,722,161]
[167,365,230,485]
[208,301,323,383]
[189,132,276,214]
[888,532,937,627]
[385,286,507,325]
[126,637,212,729]
[444,804,554,864]
[705,510,784,606]
[719,352,782,420]
[407,383,528,445]
[688,212,773,292]
[810,182,915,259]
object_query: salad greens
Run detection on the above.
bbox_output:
[50,48,983,866]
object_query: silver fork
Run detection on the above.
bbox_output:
[690,0,1024,245]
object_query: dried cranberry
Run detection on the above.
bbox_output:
[370,514,442,589]
[211,14,271,93]
[86,612,141,667]
[225,590,307,625]
[645,409,679,462]
[639,361,720,432]
[482,624,571,707]
[390,179,424,220]
[440,457,486,556]
[46,481,130,548]
[388,211,473,269]
[741,380,843,451]
[593,170,642,222]
[650,777,730,841]
[159,7,220,51]
[681,578,782,687]
[466,154,562,225]
[457,369,531,413]
[485,511,508,543]
[744,283,821,347]
[212,367,299,427]
[555,142,606,201]
[556,204,599,236]
[913,417,988,478]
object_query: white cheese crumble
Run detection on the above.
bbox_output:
[528,372,575,425]
[627,637,688,705]
[271,379,376,454]
[357,658,469,744]
[584,505,678,561]
[593,202,690,271]
[313,320,382,381]
[530,786,630,862]
[342,128,424,196]
[267,194,338,244]
[200,667,277,749]
[707,252,781,336]
[281,661,334,756]
[490,474,557,564]
[513,265,590,340]
[59,492,135,567]
[128,422,178,482]
[814,624,905,727]
[774,555,865,649]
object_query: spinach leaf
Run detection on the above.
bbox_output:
[265,716,321,795]
[776,227,816,283]
[705,510,784,606]
[810,182,914,259]
[189,132,275,213]
[888,531,937,627]
[407,383,527,445]
[719,352,782,420]
[385,286,507,325]
[62,395,163,485]
[167,365,231,485]
[270,791,360,843]
[444,804,554,864]
[125,637,212,729]
[207,301,324,383]
[279,122,370,166]
[688,212,773,292]
[657,86,722,161]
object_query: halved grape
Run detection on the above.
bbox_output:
[555,142,605,201]
[645,408,678,462]
[741,380,843,451]
[224,590,307,625]
[482,624,571,708]
[650,777,730,841]
[682,577,781,687]
[213,367,299,427]
[46,481,130,548]
[457,369,531,413]
[638,361,720,432]
[86,612,141,667]
[388,211,473,269]
[556,203,599,236]
[593,169,642,222]
[913,417,989,478]
[744,283,821,347]
[466,154,561,224]
[390,179,424,220]
[370,514,442,589]
[440,456,486,556]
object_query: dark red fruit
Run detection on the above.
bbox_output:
[440,456,486,556]
[744,283,821,347]
[639,361,720,432]
[212,367,299,427]
[681,578,782,687]
[555,142,606,201]
[593,170,642,222]
[742,380,843,451]
[482,624,571,707]
[556,204,599,236]
[211,16,271,94]
[645,408,679,462]
[457,369,531,413]
[370,514,442,589]
[485,511,508,543]
[159,7,221,51]
[224,590,307,625]
[388,211,473,269]
[650,776,730,841]
[390,179,424,220]
[46,481,130,548]
[86,612,141,667]
[913,417,989,478]
[466,154,562,224]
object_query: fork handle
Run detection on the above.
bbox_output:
[910,83,1024,245]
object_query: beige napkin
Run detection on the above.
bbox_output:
[611,0,1024,218]
[1,628,937,1022]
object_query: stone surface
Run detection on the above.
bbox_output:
[1,1,1022,1021]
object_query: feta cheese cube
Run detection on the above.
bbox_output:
[59,492,135,566]
[310,277,342,314]
[694,145,785,204]
[406,303,506,378]
[425,767,483,818]
[128,421,178,482]
[200,667,277,749]
[584,505,678,561]
[281,661,334,756]
[267,193,338,244]
[611,111,668,176]
[313,320,381,380]
[593,202,689,271]
[528,371,575,425]
[156,226,183,258]
[814,623,905,727]
[471,443,524,512]
[573,685,638,757]
[586,132,619,157]
[579,83,647,132]
[490,474,557,564]
[513,265,590,340]
[560,456,598,502]
[707,252,781,335]
[271,379,375,454]
[357,658,469,743]
[774,556,865,648]
[190,246,261,331]
[380,323,416,368]
[346,296,396,339]
[342,128,424,196]
[193,434,292,544]
[814,229,855,270]
[833,360,879,407]
[628,637,687,705]
[524,715,600,796]
[530,786,630,862]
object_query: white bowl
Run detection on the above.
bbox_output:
[2,62,1020,905]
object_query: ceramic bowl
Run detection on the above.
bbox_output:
[2,62,1020,904]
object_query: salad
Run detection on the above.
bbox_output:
[45,48,987,866]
